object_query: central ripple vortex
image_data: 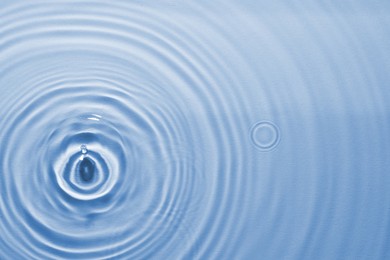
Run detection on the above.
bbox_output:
[78,157,95,182]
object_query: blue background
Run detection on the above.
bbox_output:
[0,1,390,259]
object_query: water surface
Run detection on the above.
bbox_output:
[0,1,390,259]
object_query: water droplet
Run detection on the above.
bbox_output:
[79,157,95,182]
[80,144,88,154]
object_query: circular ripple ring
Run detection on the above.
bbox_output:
[251,121,281,151]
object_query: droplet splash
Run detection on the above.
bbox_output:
[80,144,88,155]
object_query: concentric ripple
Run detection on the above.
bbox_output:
[49,114,122,200]
[1,1,390,259]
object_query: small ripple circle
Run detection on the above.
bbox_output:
[251,121,281,151]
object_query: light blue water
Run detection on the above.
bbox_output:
[1,1,390,259]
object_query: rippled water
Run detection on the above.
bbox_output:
[1,1,390,259]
